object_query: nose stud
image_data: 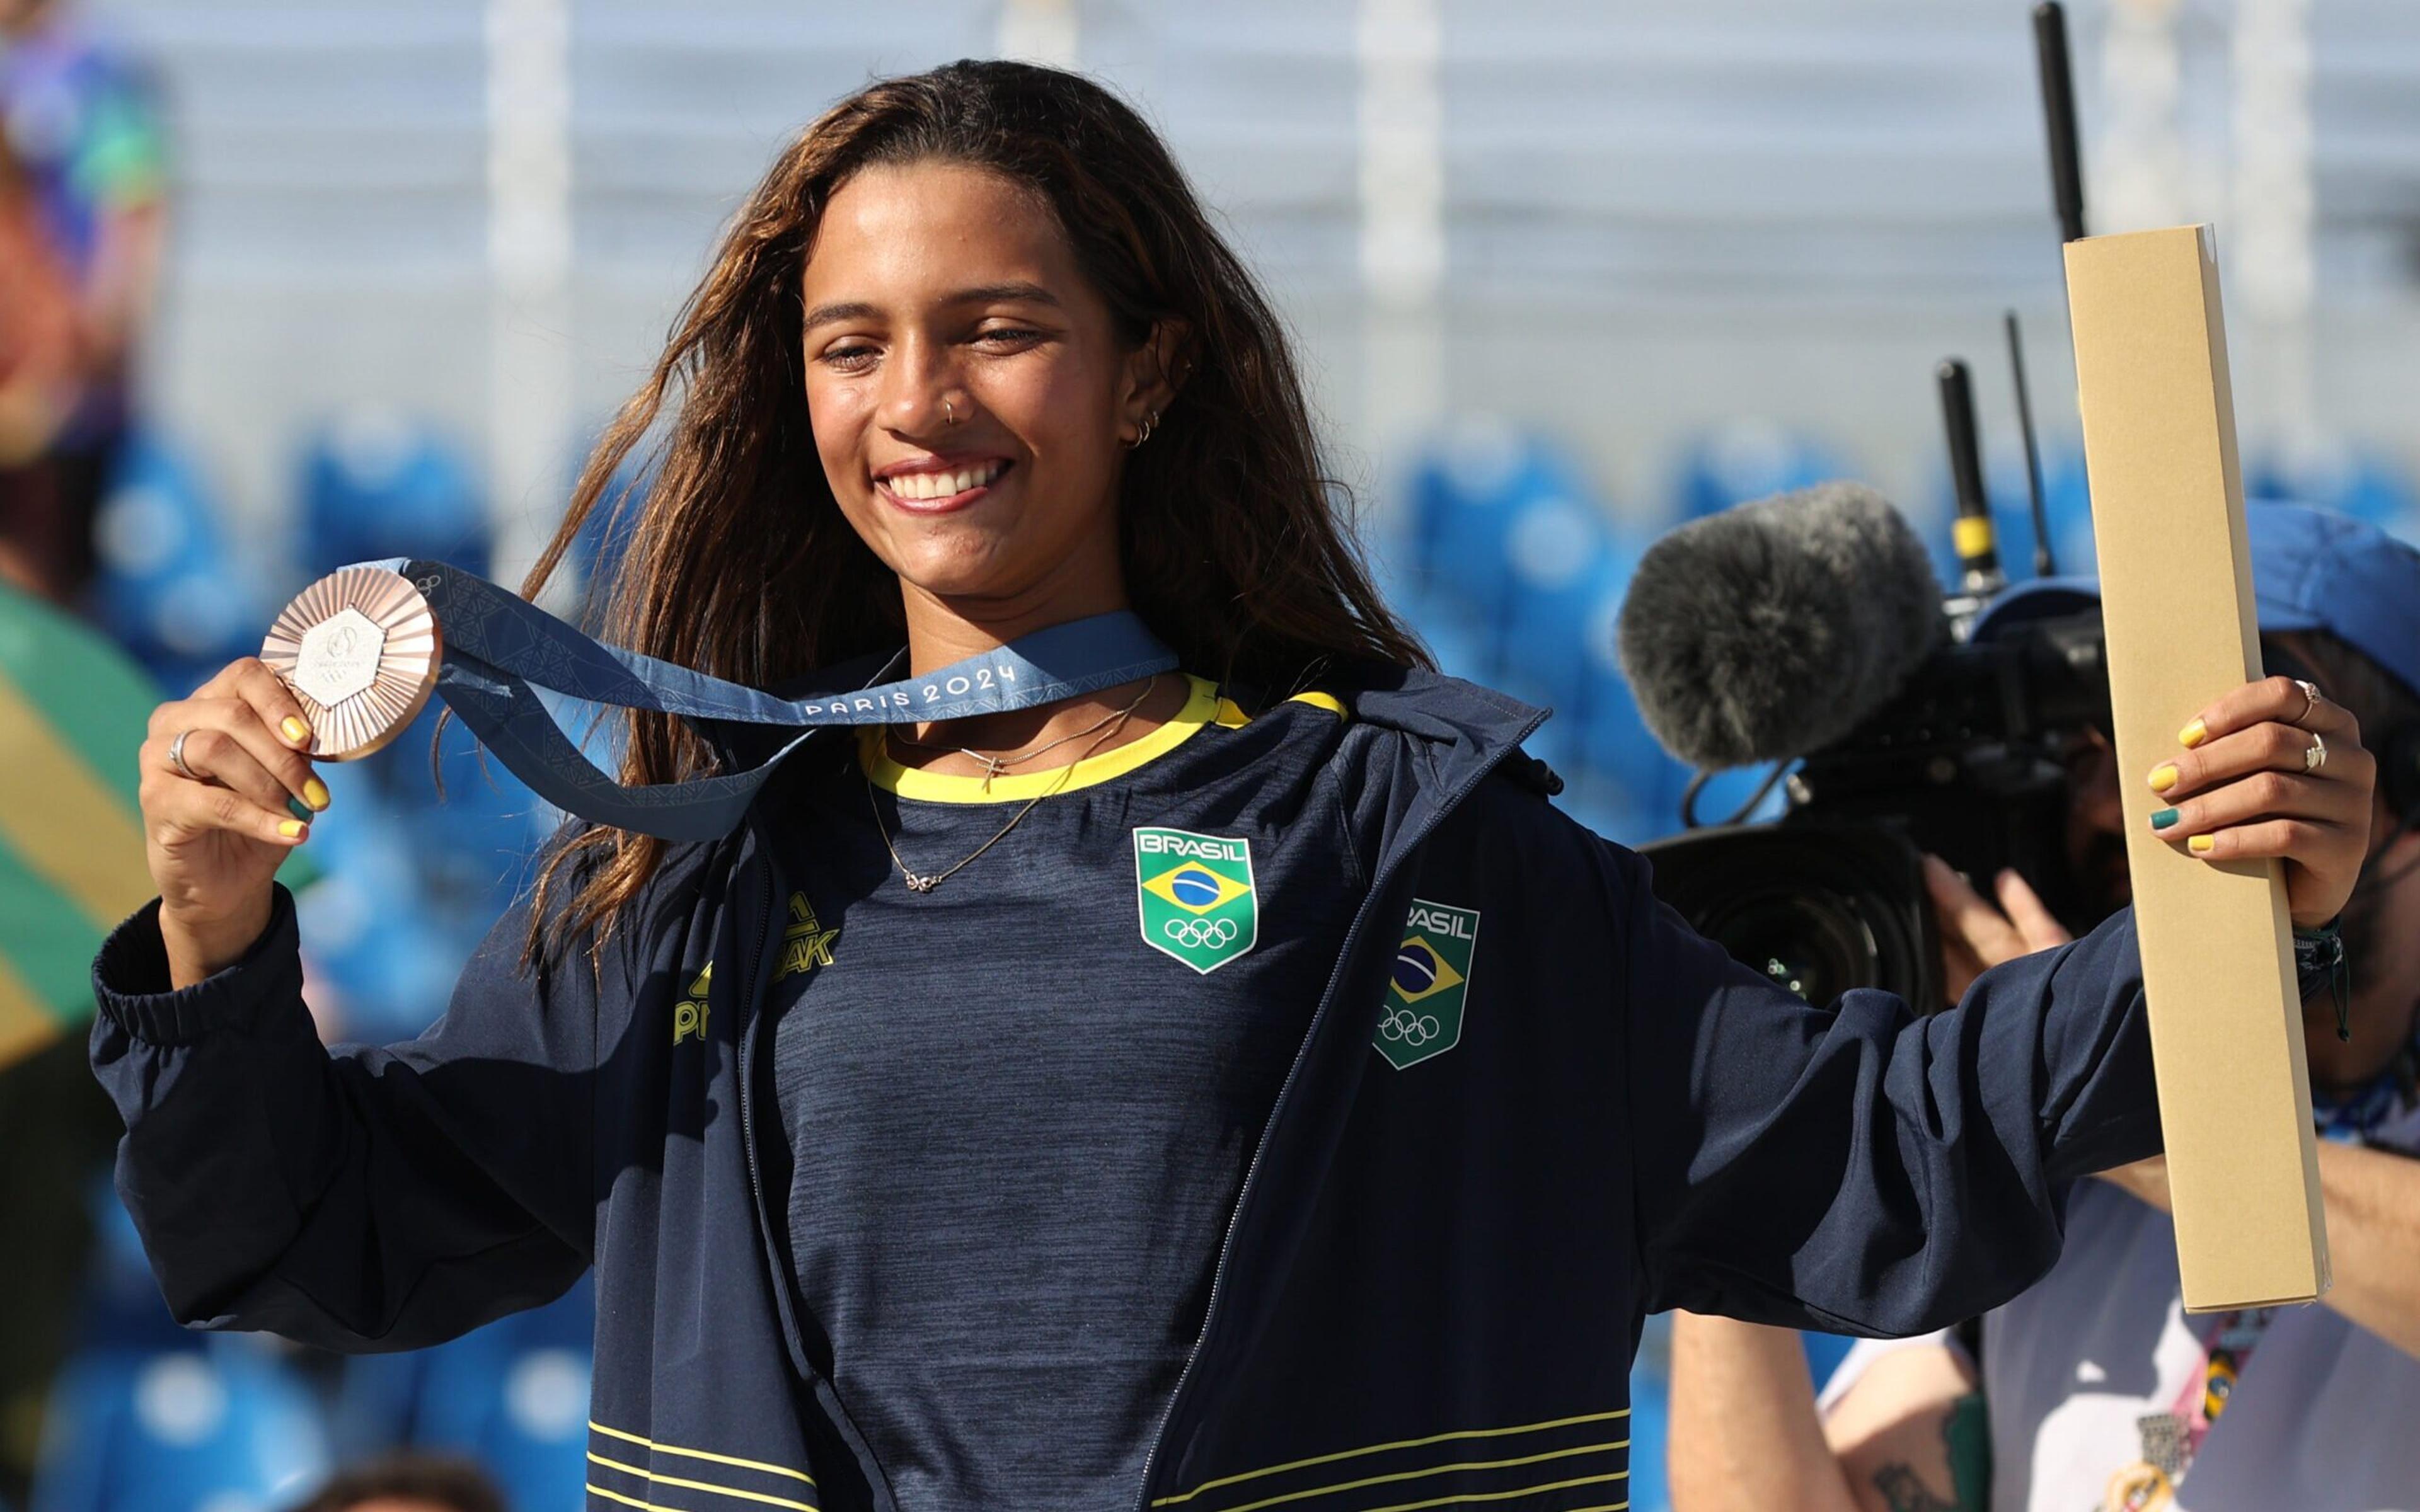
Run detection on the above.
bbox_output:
[942,396,959,425]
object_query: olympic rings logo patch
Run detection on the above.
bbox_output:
[1136,826,1259,975]
[1373,898,1482,1071]
[1163,916,1240,949]
[1377,1005,1444,1046]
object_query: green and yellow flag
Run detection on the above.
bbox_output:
[0,585,159,1070]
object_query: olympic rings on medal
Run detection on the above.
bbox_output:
[1377,1006,1444,1045]
[1164,916,1239,949]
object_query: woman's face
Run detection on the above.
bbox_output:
[798,159,1160,622]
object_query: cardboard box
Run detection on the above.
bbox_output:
[2063,224,2330,1311]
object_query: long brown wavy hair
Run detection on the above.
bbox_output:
[523,59,1429,956]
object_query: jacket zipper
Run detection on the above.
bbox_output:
[1132,714,1545,1511]
[686,721,809,1379]
[731,842,798,1365]
[730,820,904,1511]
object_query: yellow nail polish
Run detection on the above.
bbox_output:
[2150,763,2179,793]
[2179,718,2208,748]
[303,777,331,811]
[2188,833,2215,855]
[278,818,308,840]
[281,716,311,744]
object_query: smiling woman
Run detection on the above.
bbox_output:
[91,55,2381,1512]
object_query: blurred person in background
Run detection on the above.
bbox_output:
[0,105,84,600]
[0,0,165,605]
[1666,507,2420,1512]
[86,61,2375,1511]
[286,1453,507,1512]
[0,572,161,1503]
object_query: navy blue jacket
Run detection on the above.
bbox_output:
[91,670,2159,1512]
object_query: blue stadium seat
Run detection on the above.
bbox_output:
[1804,1330,1858,1395]
[297,410,488,580]
[1367,536,1487,684]
[86,432,272,696]
[32,1343,330,1512]
[1627,1361,1672,1512]
[74,1187,187,1358]
[1493,492,1618,702]
[371,704,551,893]
[1571,570,1685,841]
[1400,423,1597,632]
[1671,421,1848,522]
[291,791,480,1044]
[398,1278,596,1512]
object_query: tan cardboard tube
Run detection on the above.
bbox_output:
[2063,224,2330,1312]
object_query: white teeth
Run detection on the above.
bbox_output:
[885,461,1003,501]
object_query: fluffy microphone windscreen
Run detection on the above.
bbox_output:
[1615,481,1945,770]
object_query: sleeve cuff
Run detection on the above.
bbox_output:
[93,885,302,1046]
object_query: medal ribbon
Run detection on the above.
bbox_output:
[374,558,1180,840]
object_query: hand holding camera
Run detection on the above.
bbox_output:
[1925,673,2373,1002]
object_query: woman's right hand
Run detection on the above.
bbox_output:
[140,657,329,987]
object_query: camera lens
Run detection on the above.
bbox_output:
[1693,889,1876,1005]
[1639,820,1936,1008]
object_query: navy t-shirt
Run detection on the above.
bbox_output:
[764,676,1389,1508]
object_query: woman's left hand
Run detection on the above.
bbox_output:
[2151,675,2376,929]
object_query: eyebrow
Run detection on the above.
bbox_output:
[800,282,1064,332]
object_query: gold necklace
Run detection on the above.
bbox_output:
[885,675,1158,791]
[865,685,1150,893]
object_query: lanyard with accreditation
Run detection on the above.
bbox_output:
[259,558,1182,841]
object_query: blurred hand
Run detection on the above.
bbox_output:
[2092,1155,2172,1213]
[1923,854,2074,1005]
[140,657,327,985]
[0,380,64,466]
[2152,675,2375,930]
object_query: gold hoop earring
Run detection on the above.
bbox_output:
[1127,408,1159,449]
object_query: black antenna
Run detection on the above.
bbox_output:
[2005,309,2058,576]
[1937,358,2005,600]
[2034,2,2087,243]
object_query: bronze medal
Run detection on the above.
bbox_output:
[260,566,442,760]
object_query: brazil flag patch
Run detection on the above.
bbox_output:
[1375,898,1480,1069]
[1134,827,1258,974]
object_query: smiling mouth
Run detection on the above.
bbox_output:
[877,459,1010,504]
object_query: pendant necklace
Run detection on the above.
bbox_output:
[867,675,1158,893]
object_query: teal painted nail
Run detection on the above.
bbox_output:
[287,796,314,823]
[2151,807,2180,830]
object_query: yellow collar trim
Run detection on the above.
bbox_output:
[860,675,1219,804]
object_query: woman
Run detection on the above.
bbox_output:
[95,62,2377,1512]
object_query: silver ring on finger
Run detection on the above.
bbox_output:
[2303,731,2327,773]
[2294,679,2321,727]
[166,729,200,781]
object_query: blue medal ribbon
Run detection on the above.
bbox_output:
[375,558,1180,840]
